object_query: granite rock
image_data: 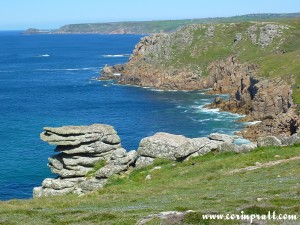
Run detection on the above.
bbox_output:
[34,124,134,198]
[257,136,282,147]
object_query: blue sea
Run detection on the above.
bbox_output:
[0,31,247,200]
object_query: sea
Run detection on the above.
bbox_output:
[0,31,248,200]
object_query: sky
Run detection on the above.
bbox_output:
[0,0,299,30]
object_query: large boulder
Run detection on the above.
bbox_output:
[278,133,300,146]
[257,136,282,147]
[138,133,199,161]
[209,133,234,143]
[136,132,252,168]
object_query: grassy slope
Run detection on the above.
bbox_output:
[0,145,299,224]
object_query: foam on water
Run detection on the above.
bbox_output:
[102,54,131,58]
[36,67,100,71]
[36,54,50,57]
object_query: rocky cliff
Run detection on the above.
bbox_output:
[206,56,299,140]
[100,21,300,140]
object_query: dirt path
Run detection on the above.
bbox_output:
[228,156,300,175]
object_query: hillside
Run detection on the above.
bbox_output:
[101,19,300,141]
[24,13,300,34]
[0,144,299,224]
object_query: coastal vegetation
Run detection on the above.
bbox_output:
[0,144,299,224]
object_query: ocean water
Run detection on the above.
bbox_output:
[0,31,247,200]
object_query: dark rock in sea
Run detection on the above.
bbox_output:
[99,64,125,80]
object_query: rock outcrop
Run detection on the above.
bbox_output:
[33,124,136,198]
[34,124,300,197]
[247,24,288,47]
[135,132,256,168]
[207,56,299,140]
[99,64,125,80]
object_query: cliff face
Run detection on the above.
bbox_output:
[207,56,299,139]
[100,21,300,139]
[118,32,211,90]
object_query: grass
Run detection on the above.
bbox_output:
[85,160,106,177]
[0,144,299,224]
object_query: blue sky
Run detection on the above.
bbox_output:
[0,0,299,30]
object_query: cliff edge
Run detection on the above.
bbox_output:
[100,21,300,140]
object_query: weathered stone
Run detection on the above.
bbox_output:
[138,132,197,160]
[112,150,137,165]
[34,124,138,198]
[48,155,64,170]
[95,164,128,178]
[234,33,242,43]
[77,178,108,193]
[189,137,212,155]
[205,25,215,38]
[201,140,223,151]
[49,165,93,178]
[33,186,74,198]
[42,178,75,190]
[135,156,155,168]
[278,133,300,146]
[257,136,282,147]
[62,155,104,167]
[111,148,127,159]
[56,141,121,154]
[217,143,239,152]
[207,55,298,141]
[41,124,120,146]
[258,24,287,48]
[209,133,234,143]
[236,143,257,153]
[100,64,125,80]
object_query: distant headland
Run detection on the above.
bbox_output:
[23,12,300,34]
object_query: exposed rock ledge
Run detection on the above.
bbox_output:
[34,124,300,198]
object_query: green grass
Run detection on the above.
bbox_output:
[1,144,299,224]
[85,159,106,177]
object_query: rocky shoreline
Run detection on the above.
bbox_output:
[99,22,300,141]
